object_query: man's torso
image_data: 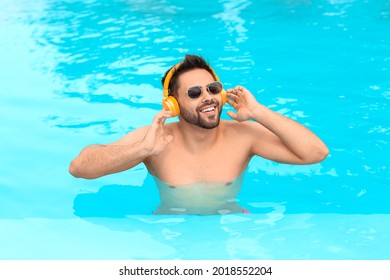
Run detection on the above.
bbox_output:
[144,120,254,186]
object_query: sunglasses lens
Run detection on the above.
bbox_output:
[187,86,202,99]
[186,82,222,99]
[208,82,222,94]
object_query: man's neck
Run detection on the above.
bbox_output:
[177,120,222,153]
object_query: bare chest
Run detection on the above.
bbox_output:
[146,143,251,185]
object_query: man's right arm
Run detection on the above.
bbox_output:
[69,126,151,179]
[69,110,173,179]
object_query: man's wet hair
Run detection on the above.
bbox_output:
[161,54,217,97]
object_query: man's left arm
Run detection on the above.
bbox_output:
[226,86,329,164]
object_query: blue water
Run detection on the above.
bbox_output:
[0,0,389,259]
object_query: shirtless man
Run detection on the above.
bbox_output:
[69,54,329,215]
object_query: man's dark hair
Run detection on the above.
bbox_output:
[161,54,216,97]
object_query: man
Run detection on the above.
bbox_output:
[69,54,329,215]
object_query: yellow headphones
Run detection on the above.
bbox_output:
[162,62,227,117]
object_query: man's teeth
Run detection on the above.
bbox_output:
[201,107,215,113]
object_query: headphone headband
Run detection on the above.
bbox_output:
[163,62,220,97]
[163,62,182,97]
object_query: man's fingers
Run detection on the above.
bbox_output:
[235,85,244,91]
[227,91,239,99]
[226,98,237,108]
[227,94,241,111]
[226,88,234,94]
[226,111,238,120]
[153,110,172,125]
[158,110,173,119]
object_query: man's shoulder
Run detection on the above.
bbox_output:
[221,120,266,140]
[221,119,258,131]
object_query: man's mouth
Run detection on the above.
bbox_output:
[199,105,216,115]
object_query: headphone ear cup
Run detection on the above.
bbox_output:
[220,89,227,106]
[162,96,180,117]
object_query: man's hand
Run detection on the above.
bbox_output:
[226,86,259,122]
[143,110,174,156]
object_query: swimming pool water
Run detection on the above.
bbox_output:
[0,0,389,259]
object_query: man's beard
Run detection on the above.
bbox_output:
[180,101,222,129]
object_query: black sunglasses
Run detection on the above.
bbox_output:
[185,81,223,99]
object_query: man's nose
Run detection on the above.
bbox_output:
[200,86,213,101]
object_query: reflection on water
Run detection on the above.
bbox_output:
[1,213,389,259]
[73,174,160,217]
[153,173,245,215]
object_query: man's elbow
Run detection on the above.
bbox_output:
[69,159,82,178]
[307,146,329,164]
[69,159,98,179]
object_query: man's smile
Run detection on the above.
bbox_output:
[199,105,217,115]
